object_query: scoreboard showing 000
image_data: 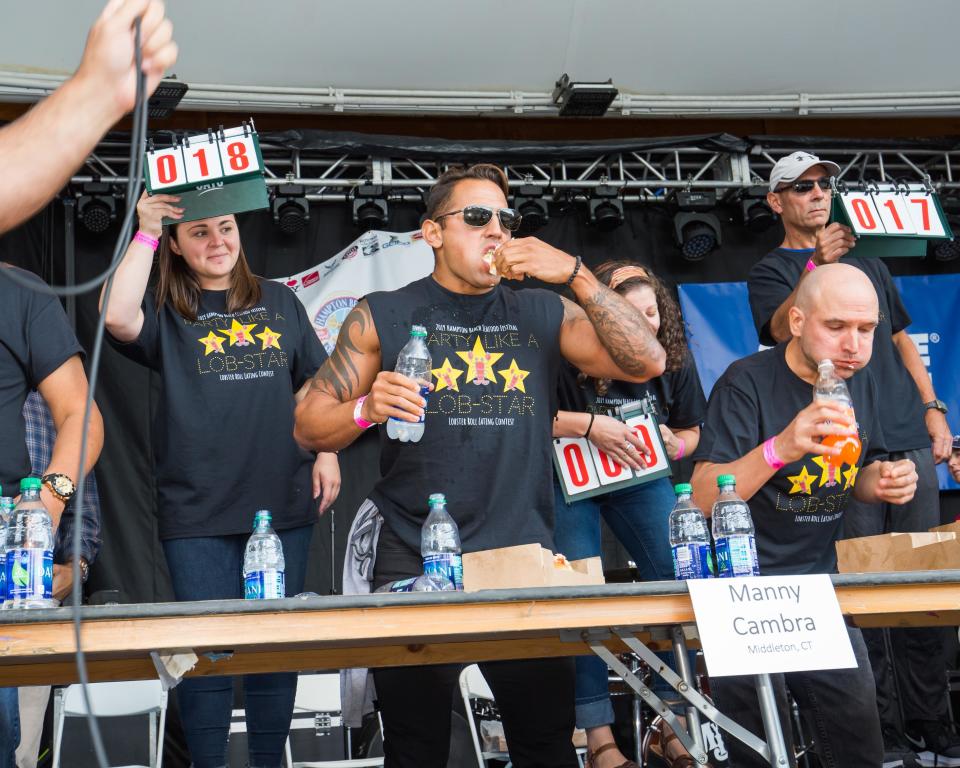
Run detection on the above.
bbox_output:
[145,125,262,193]
[553,411,672,503]
[838,184,949,239]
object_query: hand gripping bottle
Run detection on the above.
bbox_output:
[813,359,862,487]
[386,325,432,443]
[6,478,55,609]
[711,475,760,578]
[669,483,713,580]
[243,511,285,600]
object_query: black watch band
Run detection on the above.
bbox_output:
[924,399,948,414]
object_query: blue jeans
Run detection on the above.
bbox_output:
[0,687,18,768]
[162,524,314,768]
[553,477,677,730]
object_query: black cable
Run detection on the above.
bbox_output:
[0,18,153,768]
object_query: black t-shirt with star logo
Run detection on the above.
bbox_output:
[109,279,326,539]
[692,344,887,575]
[366,276,564,554]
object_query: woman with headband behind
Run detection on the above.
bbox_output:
[553,261,707,768]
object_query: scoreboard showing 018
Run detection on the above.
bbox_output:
[145,125,262,192]
[143,122,269,224]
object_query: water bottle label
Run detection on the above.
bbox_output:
[387,578,417,593]
[423,553,463,590]
[715,535,758,578]
[0,560,6,602]
[672,543,712,580]
[6,549,53,601]
[388,385,430,425]
[244,569,285,600]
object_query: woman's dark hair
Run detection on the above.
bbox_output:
[155,217,261,320]
[580,260,689,396]
[424,164,510,222]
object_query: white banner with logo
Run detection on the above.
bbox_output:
[275,230,434,355]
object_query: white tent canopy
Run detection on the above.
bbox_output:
[2,0,958,116]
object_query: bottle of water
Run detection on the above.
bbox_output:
[243,510,285,600]
[421,493,463,590]
[6,478,55,609]
[669,483,713,580]
[374,573,455,593]
[0,491,14,606]
[711,475,760,578]
[386,325,432,443]
[813,359,862,486]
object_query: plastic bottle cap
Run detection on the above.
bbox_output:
[20,477,41,491]
[428,493,446,505]
[818,359,834,371]
[411,325,428,338]
[674,483,693,495]
[254,510,272,522]
[716,474,736,488]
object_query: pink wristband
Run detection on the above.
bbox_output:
[353,395,374,429]
[675,438,685,460]
[134,231,160,250]
[805,258,817,272]
[762,437,785,470]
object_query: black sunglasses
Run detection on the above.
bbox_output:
[777,177,832,194]
[433,205,522,232]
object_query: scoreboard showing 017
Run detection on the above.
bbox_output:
[830,181,953,258]
[145,124,262,193]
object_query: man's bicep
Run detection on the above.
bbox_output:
[310,300,380,403]
[36,356,89,428]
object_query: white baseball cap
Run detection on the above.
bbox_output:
[768,151,841,193]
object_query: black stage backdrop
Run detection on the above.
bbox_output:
[1,198,958,603]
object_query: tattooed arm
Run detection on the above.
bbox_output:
[494,237,665,382]
[293,300,428,452]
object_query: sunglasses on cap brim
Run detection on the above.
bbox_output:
[433,205,522,232]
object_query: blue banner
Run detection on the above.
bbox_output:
[678,275,960,491]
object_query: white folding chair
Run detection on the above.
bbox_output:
[458,665,586,768]
[284,673,384,768]
[52,680,167,768]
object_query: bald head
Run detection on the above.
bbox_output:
[789,262,879,377]
[794,262,877,315]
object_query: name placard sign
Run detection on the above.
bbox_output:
[829,182,953,258]
[552,400,671,503]
[687,574,855,677]
[143,122,269,223]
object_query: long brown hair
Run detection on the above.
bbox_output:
[155,218,261,321]
[580,260,689,396]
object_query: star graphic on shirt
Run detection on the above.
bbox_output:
[811,455,841,488]
[255,326,282,350]
[455,337,503,386]
[842,465,859,491]
[220,318,257,346]
[431,358,464,392]
[786,465,817,495]
[497,359,530,393]
[198,331,226,356]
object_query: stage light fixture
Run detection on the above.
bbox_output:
[76,182,117,234]
[512,183,549,234]
[740,185,777,232]
[588,184,624,231]
[147,78,189,119]
[552,74,619,117]
[353,185,389,231]
[272,183,309,235]
[673,190,721,261]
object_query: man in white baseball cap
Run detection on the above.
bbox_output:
[747,149,958,768]
[767,151,841,194]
